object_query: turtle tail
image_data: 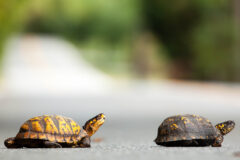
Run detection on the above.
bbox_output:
[215,120,235,136]
[4,137,22,148]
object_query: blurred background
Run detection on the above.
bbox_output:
[1,0,240,81]
[1,0,240,150]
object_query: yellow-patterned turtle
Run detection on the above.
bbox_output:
[4,113,105,148]
[154,114,235,147]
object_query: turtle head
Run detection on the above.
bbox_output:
[83,113,105,137]
[215,120,235,136]
[212,120,235,147]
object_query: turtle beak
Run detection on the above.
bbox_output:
[93,113,105,130]
[95,113,105,126]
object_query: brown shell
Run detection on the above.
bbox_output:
[15,115,88,144]
[155,114,218,143]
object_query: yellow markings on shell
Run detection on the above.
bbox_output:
[196,117,203,121]
[38,133,47,139]
[64,136,71,143]
[21,123,29,131]
[199,136,204,139]
[29,116,42,121]
[44,116,59,134]
[29,133,38,139]
[191,136,196,139]
[55,135,64,142]
[170,123,178,130]
[55,116,74,135]
[47,134,56,142]
[68,119,81,135]
[31,121,43,132]
[182,136,186,140]
[173,124,178,128]
[193,115,200,118]
[181,117,185,121]
[181,117,190,124]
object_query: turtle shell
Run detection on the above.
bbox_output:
[155,114,218,145]
[15,115,87,144]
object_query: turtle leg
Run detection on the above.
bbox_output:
[43,141,62,148]
[212,130,223,147]
[78,137,91,148]
[4,137,23,148]
[212,136,223,147]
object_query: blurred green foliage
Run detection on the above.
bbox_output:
[0,0,29,60]
[192,1,236,81]
[25,0,140,42]
[0,0,238,81]
[142,0,236,80]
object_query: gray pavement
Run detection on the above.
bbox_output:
[1,121,240,160]
[1,83,240,160]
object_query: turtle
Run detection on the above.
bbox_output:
[4,113,105,148]
[154,114,235,147]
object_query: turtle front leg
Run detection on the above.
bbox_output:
[78,137,91,148]
[212,134,223,147]
[4,137,23,148]
[43,141,62,148]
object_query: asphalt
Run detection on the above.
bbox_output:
[1,82,240,160]
[1,123,240,160]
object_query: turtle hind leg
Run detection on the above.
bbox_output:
[4,137,23,148]
[43,141,62,148]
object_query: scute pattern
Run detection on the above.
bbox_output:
[15,115,86,144]
[155,114,217,143]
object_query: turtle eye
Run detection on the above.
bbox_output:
[96,115,102,120]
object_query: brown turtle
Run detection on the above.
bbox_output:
[154,114,235,147]
[4,113,105,148]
